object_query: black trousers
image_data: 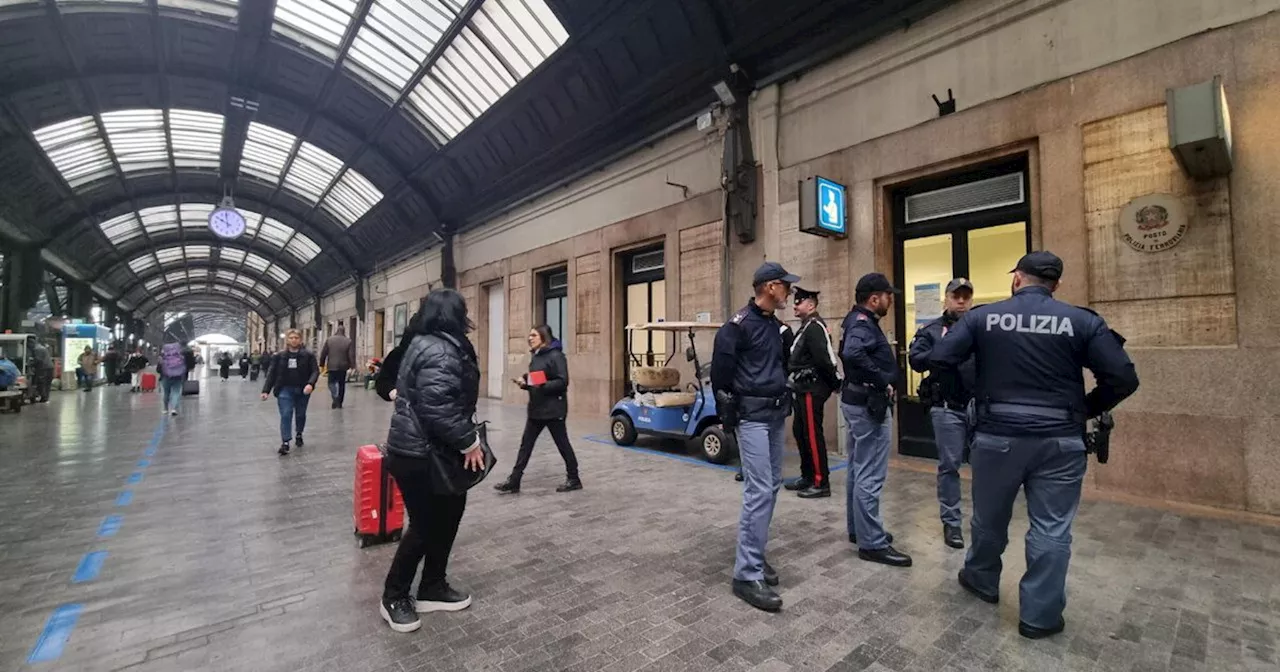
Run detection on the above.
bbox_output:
[383,455,468,600]
[791,390,831,487]
[510,418,579,482]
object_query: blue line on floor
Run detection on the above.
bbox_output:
[71,551,108,584]
[143,447,156,457]
[126,472,143,485]
[115,490,133,506]
[97,515,123,538]
[136,459,151,468]
[26,604,82,664]
[582,435,737,471]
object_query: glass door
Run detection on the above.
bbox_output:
[898,233,956,459]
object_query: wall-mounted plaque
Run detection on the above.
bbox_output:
[1119,194,1188,253]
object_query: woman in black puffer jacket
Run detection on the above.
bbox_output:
[494,325,583,494]
[379,289,487,634]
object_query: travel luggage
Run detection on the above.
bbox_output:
[182,379,200,396]
[354,444,405,548]
[140,373,157,392]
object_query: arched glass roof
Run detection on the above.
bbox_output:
[127,245,291,286]
[32,111,384,228]
[152,283,266,308]
[98,204,322,265]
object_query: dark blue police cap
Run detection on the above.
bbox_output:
[752,262,800,287]
[855,272,900,295]
[1012,251,1064,281]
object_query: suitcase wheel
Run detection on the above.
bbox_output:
[358,536,372,548]
[390,530,402,542]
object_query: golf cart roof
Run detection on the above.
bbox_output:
[625,321,723,331]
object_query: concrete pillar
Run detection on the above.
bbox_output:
[441,225,457,289]
[67,282,92,321]
[0,247,42,332]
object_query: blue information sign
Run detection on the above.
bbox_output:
[816,177,846,234]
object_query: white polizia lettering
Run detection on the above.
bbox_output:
[985,313,1074,336]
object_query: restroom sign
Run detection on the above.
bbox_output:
[799,176,847,239]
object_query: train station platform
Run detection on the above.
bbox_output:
[0,376,1276,672]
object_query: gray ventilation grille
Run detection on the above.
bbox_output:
[631,250,665,273]
[905,172,1024,224]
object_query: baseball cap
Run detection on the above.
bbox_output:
[1011,251,1064,281]
[855,272,899,295]
[752,262,800,287]
[945,277,974,294]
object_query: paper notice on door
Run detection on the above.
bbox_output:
[915,283,942,326]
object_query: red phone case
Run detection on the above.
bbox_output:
[527,370,547,386]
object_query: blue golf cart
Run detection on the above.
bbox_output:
[608,321,736,464]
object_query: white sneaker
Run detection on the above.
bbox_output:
[170,409,178,416]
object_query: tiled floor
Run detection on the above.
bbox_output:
[0,373,1277,672]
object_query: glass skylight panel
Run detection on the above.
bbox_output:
[241,252,271,273]
[272,0,356,58]
[232,275,256,289]
[129,254,158,274]
[139,205,180,236]
[241,123,296,183]
[406,0,566,141]
[168,110,224,170]
[346,0,461,94]
[323,170,383,226]
[33,116,114,188]
[264,264,291,285]
[99,211,143,244]
[157,0,239,18]
[256,217,293,247]
[285,234,322,264]
[144,277,164,292]
[101,109,168,173]
[155,247,184,265]
[220,248,246,265]
[285,142,343,205]
[184,245,212,260]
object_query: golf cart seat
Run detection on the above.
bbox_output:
[631,366,680,391]
[651,391,697,408]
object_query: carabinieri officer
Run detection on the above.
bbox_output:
[840,273,911,568]
[784,287,841,498]
[712,262,798,612]
[930,251,1138,639]
[908,277,976,549]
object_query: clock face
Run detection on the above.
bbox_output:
[209,208,246,239]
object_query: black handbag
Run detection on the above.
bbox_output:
[416,419,497,494]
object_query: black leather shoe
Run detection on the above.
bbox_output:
[783,478,812,492]
[857,545,912,567]
[294,434,304,447]
[494,479,520,494]
[957,570,998,604]
[1019,618,1066,640]
[556,478,583,493]
[734,471,744,482]
[732,580,781,612]
[849,532,893,545]
[763,562,779,587]
[797,485,831,499]
[944,524,965,549]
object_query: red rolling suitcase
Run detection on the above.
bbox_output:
[140,373,157,392]
[354,445,405,548]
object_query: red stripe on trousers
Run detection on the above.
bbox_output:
[805,392,821,487]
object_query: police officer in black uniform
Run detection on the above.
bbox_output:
[712,262,798,611]
[908,277,976,549]
[734,300,793,484]
[931,251,1138,639]
[840,273,911,567]
[783,287,841,498]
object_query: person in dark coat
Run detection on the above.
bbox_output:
[238,352,250,379]
[218,351,233,380]
[259,331,319,455]
[493,325,582,494]
[379,289,486,634]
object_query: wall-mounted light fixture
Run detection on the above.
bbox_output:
[1167,76,1233,179]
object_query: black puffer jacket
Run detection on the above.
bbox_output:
[523,341,569,420]
[385,331,480,461]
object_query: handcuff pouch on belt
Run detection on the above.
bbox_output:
[1085,412,1114,464]
[866,386,890,423]
[715,391,740,429]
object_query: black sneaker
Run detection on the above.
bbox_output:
[763,562,779,587]
[295,434,304,447]
[944,524,965,549]
[783,478,812,492]
[379,597,422,633]
[494,479,520,494]
[278,443,290,456]
[556,478,583,493]
[732,580,781,612]
[1019,618,1066,640]
[414,583,473,613]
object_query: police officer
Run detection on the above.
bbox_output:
[784,287,841,498]
[930,251,1138,639]
[840,273,911,568]
[712,262,798,611]
[908,278,976,549]
[734,302,793,484]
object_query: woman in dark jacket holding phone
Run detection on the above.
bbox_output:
[379,289,487,634]
[494,325,583,494]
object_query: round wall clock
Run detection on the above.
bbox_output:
[209,207,246,239]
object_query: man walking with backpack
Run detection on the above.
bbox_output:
[157,342,188,416]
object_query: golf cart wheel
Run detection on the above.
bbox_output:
[611,414,638,446]
[699,426,733,465]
